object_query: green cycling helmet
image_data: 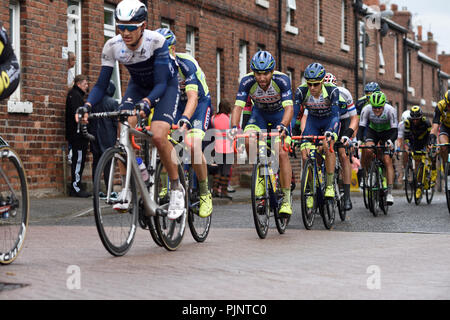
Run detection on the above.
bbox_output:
[370,91,386,108]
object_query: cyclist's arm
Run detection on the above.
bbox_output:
[232,75,253,128]
[300,111,307,133]
[430,104,443,137]
[231,103,243,128]
[145,43,173,106]
[356,106,370,141]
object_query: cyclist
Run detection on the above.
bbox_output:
[323,73,358,210]
[430,90,450,171]
[0,22,20,101]
[396,109,411,180]
[403,106,435,198]
[355,82,381,116]
[230,50,294,217]
[76,0,184,219]
[295,63,341,199]
[356,91,398,205]
[156,28,213,218]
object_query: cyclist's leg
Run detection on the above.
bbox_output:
[439,125,450,166]
[380,132,395,204]
[337,118,352,209]
[323,117,340,197]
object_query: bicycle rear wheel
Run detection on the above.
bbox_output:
[362,169,369,209]
[251,163,270,239]
[444,162,450,214]
[368,162,380,217]
[0,146,29,265]
[187,166,211,242]
[154,161,187,251]
[93,147,138,257]
[300,158,316,230]
[404,160,414,203]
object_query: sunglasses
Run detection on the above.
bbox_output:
[117,22,144,32]
[372,106,384,109]
[307,82,322,87]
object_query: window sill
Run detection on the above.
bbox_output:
[255,0,269,8]
[379,68,385,75]
[340,43,350,52]
[285,24,298,35]
[8,100,33,114]
[408,86,415,96]
[395,72,402,79]
[318,36,325,44]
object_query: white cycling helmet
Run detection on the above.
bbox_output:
[115,0,147,22]
[323,73,337,85]
[401,110,410,122]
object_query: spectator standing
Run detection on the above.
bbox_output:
[89,80,119,197]
[67,51,76,89]
[65,74,91,197]
[211,100,233,199]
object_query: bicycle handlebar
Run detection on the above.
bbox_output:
[232,131,289,154]
[290,135,334,153]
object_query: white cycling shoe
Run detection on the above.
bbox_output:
[113,189,132,211]
[167,185,186,220]
[386,194,394,206]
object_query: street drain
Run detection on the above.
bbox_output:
[0,282,29,292]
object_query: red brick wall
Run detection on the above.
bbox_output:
[0,0,445,194]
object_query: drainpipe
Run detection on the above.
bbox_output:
[277,0,282,70]
[354,2,360,99]
[403,36,408,111]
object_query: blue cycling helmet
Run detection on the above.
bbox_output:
[155,28,176,46]
[304,63,326,82]
[115,0,147,22]
[250,51,275,72]
[364,82,380,94]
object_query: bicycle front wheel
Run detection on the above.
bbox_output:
[187,166,211,243]
[445,162,450,214]
[154,161,187,251]
[0,146,29,265]
[368,162,380,217]
[93,147,138,257]
[300,158,316,230]
[404,160,414,203]
[414,163,424,205]
[251,163,270,239]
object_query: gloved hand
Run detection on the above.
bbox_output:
[385,139,394,150]
[177,115,191,130]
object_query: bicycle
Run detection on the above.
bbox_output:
[82,109,188,255]
[234,131,290,239]
[400,150,414,204]
[0,136,29,265]
[359,145,390,216]
[436,143,450,214]
[409,148,436,205]
[292,135,336,230]
[334,142,354,222]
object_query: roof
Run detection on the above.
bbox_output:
[418,51,441,68]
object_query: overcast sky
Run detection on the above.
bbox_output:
[381,0,450,54]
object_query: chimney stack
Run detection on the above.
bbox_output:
[391,4,398,12]
[417,25,422,41]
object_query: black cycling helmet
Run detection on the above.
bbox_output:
[409,106,423,120]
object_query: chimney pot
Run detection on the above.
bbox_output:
[391,4,398,12]
[417,25,422,41]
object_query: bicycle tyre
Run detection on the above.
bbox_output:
[445,162,450,214]
[0,146,29,265]
[251,163,270,239]
[300,158,316,230]
[187,166,211,243]
[274,176,290,234]
[404,160,414,204]
[414,162,424,205]
[368,162,380,217]
[93,147,138,257]
[362,168,369,209]
[154,161,187,251]
[335,164,346,221]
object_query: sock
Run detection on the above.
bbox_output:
[387,184,393,195]
[170,179,180,190]
[199,179,209,196]
[326,173,334,187]
[344,184,350,198]
[282,188,291,204]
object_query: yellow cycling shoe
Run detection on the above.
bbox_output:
[415,188,422,199]
[325,185,335,198]
[279,201,292,216]
[306,196,314,209]
[431,170,437,186]
[159,187,168,199]
[199,193,213,218]
[255,174,266,197]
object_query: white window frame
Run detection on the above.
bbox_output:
[379,43,385,74]
[67,1,82,76]
[317,0,325,44]
[216,50,221,108]
[340,0,350,52]
[256,0,270,8]
[104,5,122,101]
[239,41,248,81]
[8,2,20,102]
[406,50,415,96]
[285,0,298,35]
[394,35,402,79]
[186,28,195,58]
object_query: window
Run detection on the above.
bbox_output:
[239,41,248,81]
[8,1,20,102]
[317,0,325,43]
[407,50,415,96]
[286,68,295,87]
[67,0,82,76]
[342,80,348,88]
[285,0,298,35]
[161,19,171,29]
[186,27,196,57]
[104,5,122,101]
[341,0,349,51]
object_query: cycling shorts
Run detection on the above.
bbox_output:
[175,94,212,139]
[244,106,290,135]
[302,114,340,137]
[439,123,450,137]
[121,76,179,125]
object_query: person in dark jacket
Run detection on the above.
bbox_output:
[65,74,91,197]
[89,80,119,197]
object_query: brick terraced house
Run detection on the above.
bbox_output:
[0,0,447,195]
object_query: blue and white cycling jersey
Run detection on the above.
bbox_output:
[87,30,177,108]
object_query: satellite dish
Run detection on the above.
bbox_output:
[380,21,389,37]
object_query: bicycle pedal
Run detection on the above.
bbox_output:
[156,208,168,217]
